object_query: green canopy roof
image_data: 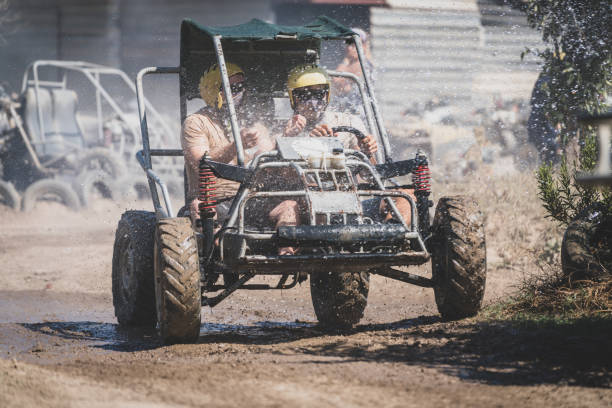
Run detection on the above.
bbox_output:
[181,16,355,42]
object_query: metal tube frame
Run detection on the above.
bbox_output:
[215,154,427,269]
[22,60,175,162]
[352,34,393,163]
[327,70,383,164]
[213,36,245,166]
[135,66,181,218]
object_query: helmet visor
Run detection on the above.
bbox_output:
[221,81,245,96]
[293,85,329,103]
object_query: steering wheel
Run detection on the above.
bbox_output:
[331,126,371,158]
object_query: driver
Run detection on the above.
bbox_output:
[181,62,274,223]
[283,64,377,159]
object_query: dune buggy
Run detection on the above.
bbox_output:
[112,17,487,344]
[0,60,179,210]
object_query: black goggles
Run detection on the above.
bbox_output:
[293,87,329,103]
[221,82,245,96]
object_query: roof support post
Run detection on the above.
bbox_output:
[213,35,245,167]
[353,34,393,163]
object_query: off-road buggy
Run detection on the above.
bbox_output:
[0,60,179,210]
[112,17,487,344]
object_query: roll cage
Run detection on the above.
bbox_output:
[135,16,397,218]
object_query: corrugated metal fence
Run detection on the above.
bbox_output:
[371,0,542,127]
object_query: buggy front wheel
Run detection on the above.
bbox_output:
[430,196,486,320]
[154,217,201,344]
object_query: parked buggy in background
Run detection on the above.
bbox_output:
[112,17,488,344]
[0,60,181,211]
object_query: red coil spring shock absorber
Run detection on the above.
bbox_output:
[198,159,217,219]
[413,164,431,193]
[198,157,217,263]
[413,159,432,236]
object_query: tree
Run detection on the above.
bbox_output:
[512,0,611,223]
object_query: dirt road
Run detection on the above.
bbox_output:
[1,174,610,407]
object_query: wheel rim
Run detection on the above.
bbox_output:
[120,240,136,303]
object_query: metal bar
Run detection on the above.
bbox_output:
[113,68,176,147]
[82,70,141,148]
[32,62,46,142]
[136,150,165,217]
[352,35,392,163]
[213,35,245,166]
[227,251,429,272]
[371,267,434,288]
[348,159,413,231]
[357,190,416,233]
[328,70,383,164]
[22,61,175,150]
[93,71,104,146]
[25,80,64,88]
[136,66,179,217]
[202,272,255,307]
[150,149,184,156]
[7,104,47,173]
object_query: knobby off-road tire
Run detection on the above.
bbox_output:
[21,178,80,211]
[73,170,117,207]
[431,196,486,320]
[561,206,611,282]
[154,217,201,344]
[310,271,369,329]
[112,211,157,327]
[77,147,127,179]
[0,180,20,210]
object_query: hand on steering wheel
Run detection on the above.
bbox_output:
[332,126,377,159]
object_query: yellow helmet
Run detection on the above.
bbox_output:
[287,64,331,109]
[199,62,244,109]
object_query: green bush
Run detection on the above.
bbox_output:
[513,0,611,221]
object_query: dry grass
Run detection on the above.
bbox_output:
[485,257,612,321]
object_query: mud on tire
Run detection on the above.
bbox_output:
[310,271,369,329]
[154,217,201,344]
[112,211,157,326]
[431,196,486,320]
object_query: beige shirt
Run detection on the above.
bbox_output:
[181,108,240,201]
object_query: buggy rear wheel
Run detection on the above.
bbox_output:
[77,147,127,179]
[431,196,486,320]
[21,178,80,211]
[310,271,369,329]
[73,170,118,207]
[0,180,20,210]
[112,210,157,327]
[154,217,201,344]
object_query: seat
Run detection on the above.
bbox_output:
[50,88,84,151]
[24,87,54,156]
[23,87,84,157]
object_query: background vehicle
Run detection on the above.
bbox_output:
[112,17,488,344]
[0,60,181,210]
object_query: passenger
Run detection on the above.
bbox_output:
[181,62,274,223]
[331,27,375,117]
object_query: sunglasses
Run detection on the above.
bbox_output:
[293,87,329,103]
[221,81,245,95]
